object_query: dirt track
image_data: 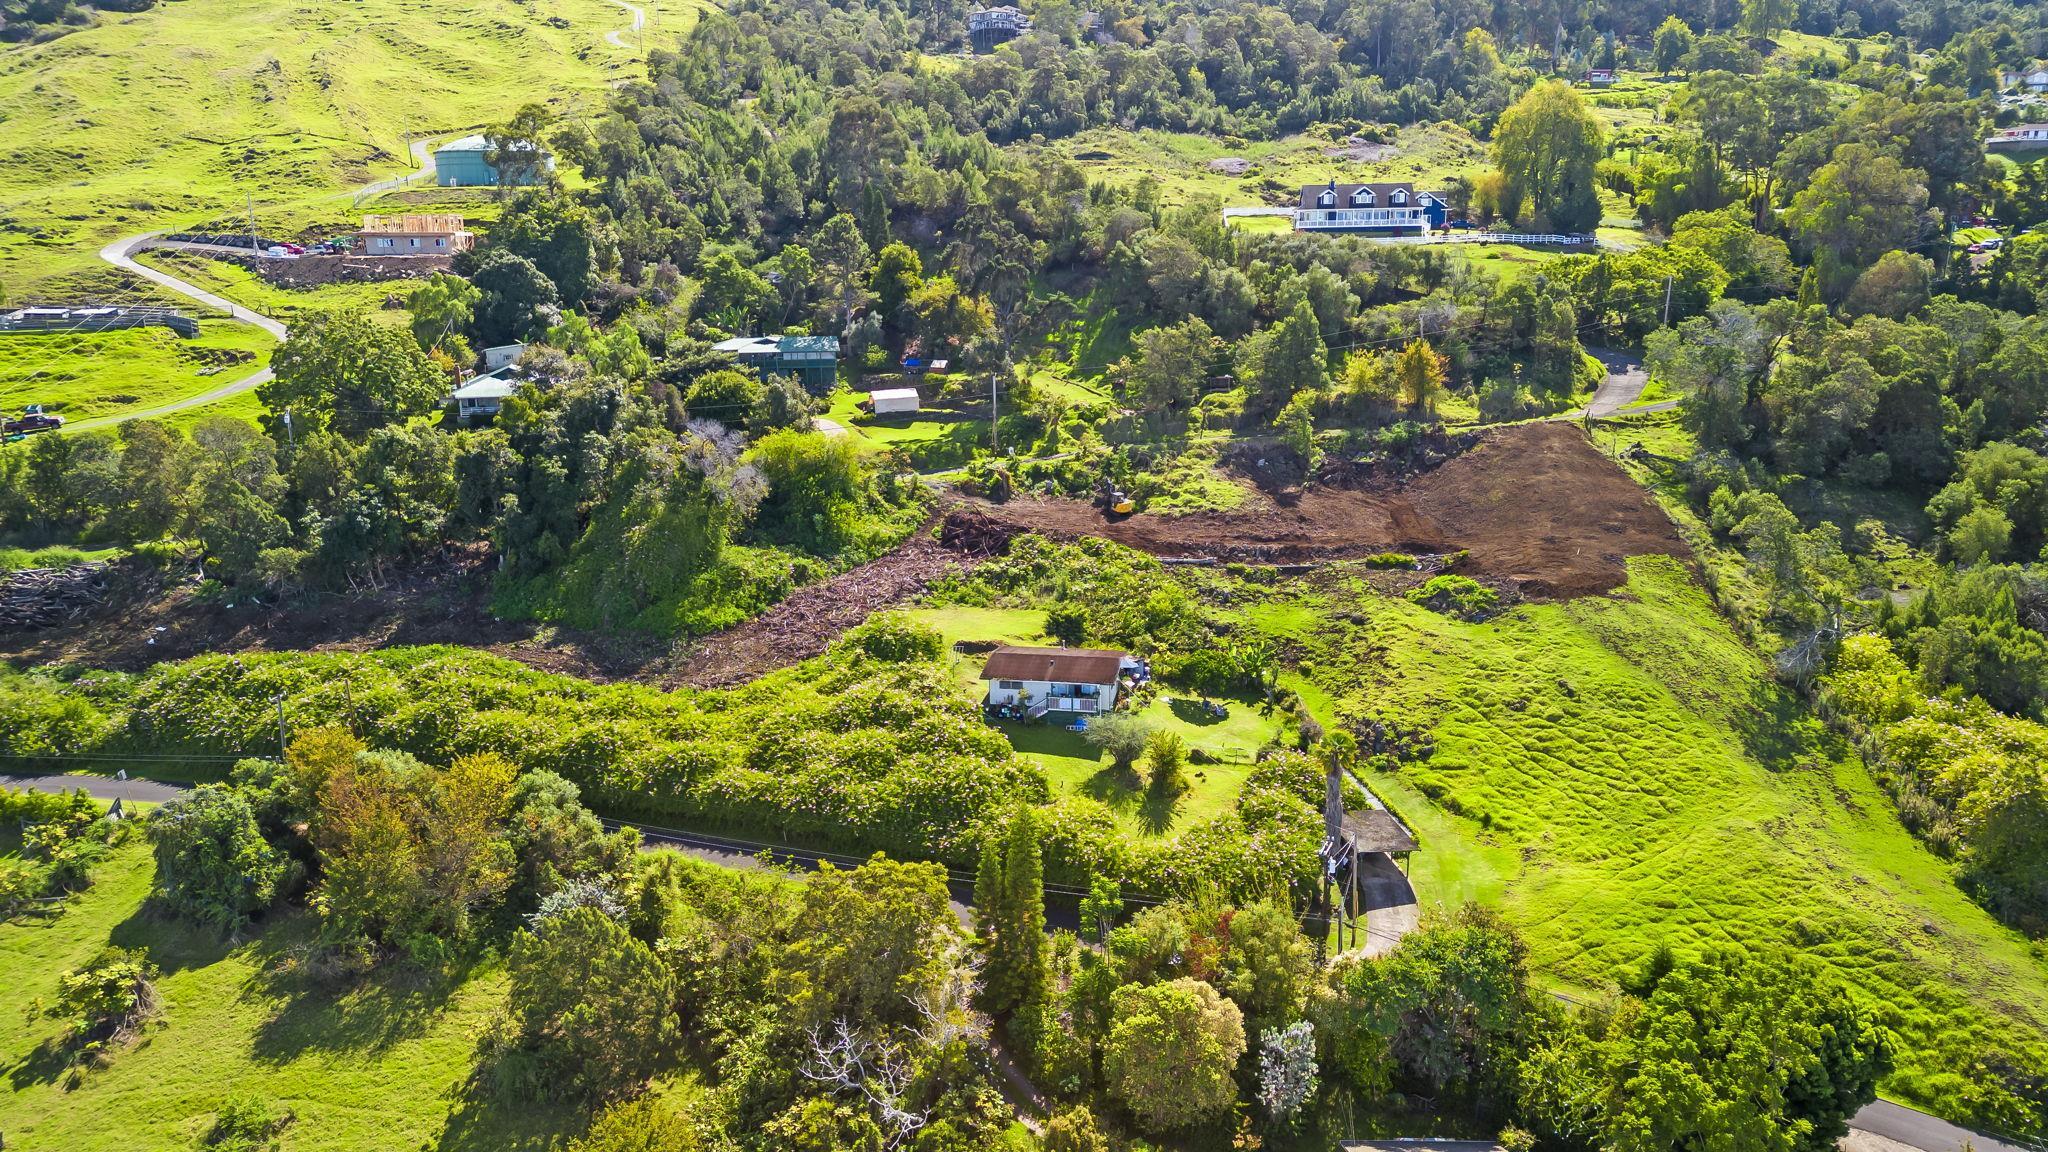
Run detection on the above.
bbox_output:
[976,423,1685,598]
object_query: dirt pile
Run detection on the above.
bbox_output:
[974,423,1684,597]
[668,523,990,689]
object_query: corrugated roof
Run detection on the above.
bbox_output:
[870,388,920,401]
[1342,808,1417,855]
[980,646,1127,685]
[777,335,840,353]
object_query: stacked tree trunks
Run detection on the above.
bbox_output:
[0,564,109,630]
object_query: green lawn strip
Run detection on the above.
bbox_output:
[134,252,414,326]
[0,321,274,422]
[1322,556,2048,1114]
[0,839,714,1152]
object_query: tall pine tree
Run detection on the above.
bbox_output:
[976,805,1047,1016]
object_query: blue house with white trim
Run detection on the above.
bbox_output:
[434,135,554,188]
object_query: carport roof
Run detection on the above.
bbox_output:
[1342,808,1418,855]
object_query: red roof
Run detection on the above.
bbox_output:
[979,646,1126,685]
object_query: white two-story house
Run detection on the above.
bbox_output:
[1293,180,1447,235]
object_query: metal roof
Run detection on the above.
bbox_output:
[777,335,840,353]
[712,336,782,355]
[980,645,1127,685]
[452,377,518,400]
[1341,808,1418,855]
[869,387,920,402]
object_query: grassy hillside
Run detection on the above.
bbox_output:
[0,839,580,1152]
[0,319,272,421]
[0,0,662,300]
[1264,555,2048,1117]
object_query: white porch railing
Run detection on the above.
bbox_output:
[1293,208,1432,230]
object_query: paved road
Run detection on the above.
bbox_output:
[68,236,287,430]
[1849,1101,2036,1152]
[603,0,646,49]
[1584,346,1647,417]
[2,772,189,804]
[15,775,2037,1152]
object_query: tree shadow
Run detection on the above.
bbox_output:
[1166,697,1229,727]
[1080,764,1181,836]
[5,1036,78,1091]
[245,935,464,1063]
[107,900,241,976]
[1732,678,1829,774]
[431,1063,589,1152]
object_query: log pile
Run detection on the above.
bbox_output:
[0,563,110,630]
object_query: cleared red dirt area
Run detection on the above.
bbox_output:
[975,422,1685,599]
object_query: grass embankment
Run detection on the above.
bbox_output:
[1258,555,2048,1116]
[0,320,274,422]
[0,0,653,300]
[0,840,585,1152]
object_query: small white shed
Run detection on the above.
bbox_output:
[871,387,921,415]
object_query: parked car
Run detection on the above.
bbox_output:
[282,243,306,255]
[3,405,64,435]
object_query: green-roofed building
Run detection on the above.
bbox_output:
[711,333,841,395]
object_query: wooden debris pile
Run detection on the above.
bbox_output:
[1,563,110,630]
[670,529,991,689]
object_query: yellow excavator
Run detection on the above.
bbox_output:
[1099,477,1135,516]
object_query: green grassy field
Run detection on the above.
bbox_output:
[134,251,416,326]
[0,320,274,422]
[0,839,587,1152]
[1255,555,2048,1115]
[0,0,660,300]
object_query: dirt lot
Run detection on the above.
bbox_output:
[976,423,1685,598]
[0,425,1682,685]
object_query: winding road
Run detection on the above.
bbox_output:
[73,0,640,431]
[603,0,646,50]
[7,773,2035,1152]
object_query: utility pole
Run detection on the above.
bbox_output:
[990,373,999,452]
[273,692,289,760]
[282,408,294,450]
[248,193,258,257]
[1662,273,1674,328]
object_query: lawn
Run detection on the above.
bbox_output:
[0,0,656,300]
[134,252,419,327]
[0,839,588,1152]
[0,319,274,423]
[1278,555,2048,1117]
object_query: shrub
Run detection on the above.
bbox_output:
[1406,575,1499,619]
[50,946,159,1048]
[845,612,944,663]
[202,1096,295,1151]
[1145,729,1188,794]
[147,785,291,933]
[1365,552,1416,569]
[1083,712,1153,769]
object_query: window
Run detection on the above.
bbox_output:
[1391,189,1408,206]
[1352,187,1374,206]
[997,679,1024,691]
[409,238,420,249]
[1317,190,1335,207]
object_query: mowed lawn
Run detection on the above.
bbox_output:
[0,840,582,1152]
[0,320,274,422]
[1275,555,2048,1116]
[906,604,1291,838]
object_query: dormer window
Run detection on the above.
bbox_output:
[1391,188,1408,206]
[1351,187,1374,206]
[1317,189,1336,207]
